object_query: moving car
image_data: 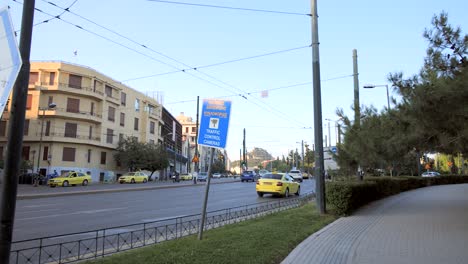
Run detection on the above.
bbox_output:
[288,169,303,182]
[256,173,300,197]
[197,172,209,182]
[180,173,193,180]
[212,173,222,178]
[119,171,149,184]
[422,171,441,177]
[48,171,91,187]
[241,170,255,182]
[258,169,270,178]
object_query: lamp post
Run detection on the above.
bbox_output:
[325,119,332,147]
[35,102,56,186]
[363,84,390,111]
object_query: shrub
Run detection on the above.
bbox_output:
[326,175,468,216]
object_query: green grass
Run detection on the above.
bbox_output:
[85,203,337,264]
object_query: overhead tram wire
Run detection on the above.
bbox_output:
[32,0,78,27]
[33,1,313,128]
[147,0,311,16]
[12,0,312,128]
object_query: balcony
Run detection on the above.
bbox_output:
[39,82,104,101]
[53,107,102,124]
[35,131,101,144]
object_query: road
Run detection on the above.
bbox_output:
[13,179,315,242]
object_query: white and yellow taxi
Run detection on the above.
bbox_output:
[48,171,91,187]
[119,171,149,184]
[256,173,300,197]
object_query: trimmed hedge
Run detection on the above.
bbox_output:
[326,175,468,216]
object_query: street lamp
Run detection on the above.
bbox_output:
[324,119,332,147]
[35,102,56,186]
[363,84,391,111]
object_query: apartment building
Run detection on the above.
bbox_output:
[0,61,165,182]
[161,108,187,176]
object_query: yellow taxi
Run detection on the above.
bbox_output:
[119,171,149,184]
[256,173,300,197]
[48,171,91,187]
[180,173,193,180]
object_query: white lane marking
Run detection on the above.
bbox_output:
[141,215,189,222]
[22,203,61,208]
[16,207,128,221]
[17,208,60,214]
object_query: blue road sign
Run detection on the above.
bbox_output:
[330,146,337,153]
[198,99,232,149]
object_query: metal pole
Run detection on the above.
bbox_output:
[311,0,326,214]
[0,1,36,262]
[198,147,215,240]
[301,140,304,173]
[353,49,363,181]
[35,109,45,186]
[328,120,331,147]
[195,96,200,173]
[385,85,390,111]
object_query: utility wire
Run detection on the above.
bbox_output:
[12,0,312,128]
[33,0,78,27]
[147,0,311,16]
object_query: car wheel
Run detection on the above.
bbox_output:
[82,180,88,186]
[257,192,264,197]
[131,178,136,184]
[119,181,124,184]
[50,185,56,188]
[143,179,147,183]
[62,181,69,187]
[295,186,300,196]
[284,188,289,198]
[241,180,244,182]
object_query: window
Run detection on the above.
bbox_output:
[192,127,196,133]
[45,121,50,136]
[64,123,77,138]
[24,119,29,136]
[0,121,6,137]
[93,80,98,92]
[49,72,55,85]
[120,113,125,127]
[43,146,49,161]
[48,96,53,106]
[121,92,126,106]
[29,72,38,84]
[150,121,155,134]
[135,99,140,112]
[66,98,80,113]
[22,146,30,160]
[0,147,3,160]
[119,133,124,142]
[148,105,156,115]
[87,149,91,163]
[90,102,94,116]
[105,85,112,97]
[26,94,32,110]
[185,127,189,133]
[134,118,139,131]
[62,147,76,161]
[89,126,93,140]
[100,152,106,164]
[106,129,113,144]
[108,106,115,122]
[69,74,82,89]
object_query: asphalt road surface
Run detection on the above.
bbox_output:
[13,179,315,242]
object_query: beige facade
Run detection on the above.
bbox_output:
[0,61,163,182]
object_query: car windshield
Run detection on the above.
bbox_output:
[199,173,208,176]
[60,172,71,177]
[126,172,136,176]
[262,174,283,180]
[290,170,300,174]
[244,171,253,175]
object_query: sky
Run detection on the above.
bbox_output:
[3,0,468,161]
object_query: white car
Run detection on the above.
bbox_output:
[422,171,440,177]
[212,173,222,178]
[288,170,303,182]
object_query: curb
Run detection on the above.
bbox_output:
[17,180,239,200]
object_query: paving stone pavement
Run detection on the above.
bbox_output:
[282,183,468,264]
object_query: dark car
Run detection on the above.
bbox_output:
[241,170,255,182]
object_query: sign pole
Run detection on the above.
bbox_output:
[198,147,215,240]
[0,1,35,262]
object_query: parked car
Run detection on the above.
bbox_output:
[180,173,193,181]
[256,173,300,197]
[197,172,208,182]
[212,173,222,179]
[48,171,91,187]
[422,171,441,177]
[288,170,303,182]
[241,170,255,182]
[119,171,149,184]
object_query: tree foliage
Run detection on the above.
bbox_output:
[336,12,468,176]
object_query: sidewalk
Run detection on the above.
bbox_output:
[16,178,238,199]
[282,183,468,264]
